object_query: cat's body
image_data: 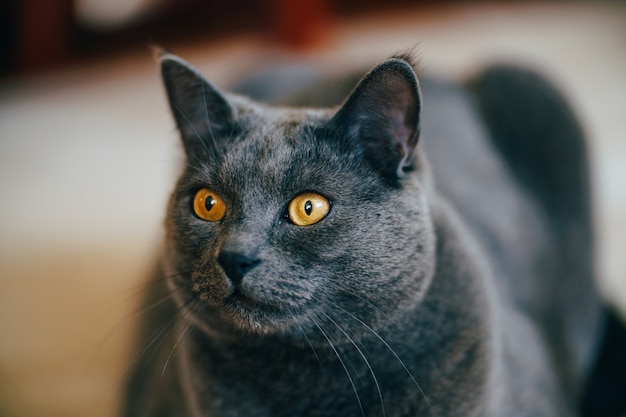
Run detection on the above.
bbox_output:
[122,55,602,416]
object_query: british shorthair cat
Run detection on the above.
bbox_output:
[121,52,607,416]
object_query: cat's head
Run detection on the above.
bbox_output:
[160,54,436,342]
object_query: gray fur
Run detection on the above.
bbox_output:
[121,54,602,416]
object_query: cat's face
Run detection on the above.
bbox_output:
[160,55,435,341]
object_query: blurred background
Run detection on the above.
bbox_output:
[0,1,625,416]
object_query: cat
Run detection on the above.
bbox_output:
[121,52,606,417]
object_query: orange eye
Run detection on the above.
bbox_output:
[287,192,330,226]
[193,188,226,221]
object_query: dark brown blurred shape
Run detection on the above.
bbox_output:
[1,0,465,76]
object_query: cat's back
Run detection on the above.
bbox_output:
[420,70,602,398]
[420,77,553,316]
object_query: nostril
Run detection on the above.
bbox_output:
[218,251,261,286]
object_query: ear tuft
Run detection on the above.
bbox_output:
[150,45,168,61]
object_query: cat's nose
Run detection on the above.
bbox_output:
[217,251,261,286]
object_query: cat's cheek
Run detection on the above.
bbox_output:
[327,201,433,318]
[171,214,222,258]
[275,218,354,264]
[164,222,231,305]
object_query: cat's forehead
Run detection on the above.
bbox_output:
[236,105,328,145]
[204,106,342,197]
[224,107,330,171]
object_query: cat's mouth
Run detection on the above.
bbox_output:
[211,286,308,335]
[227,288,260,308]
[177,270,313,335]
[225,287,287,315]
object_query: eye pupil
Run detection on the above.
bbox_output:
[193,188,226,221]
[287,192,330,226]
[205,195,216,212]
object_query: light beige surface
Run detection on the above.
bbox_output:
[1,3,625,417]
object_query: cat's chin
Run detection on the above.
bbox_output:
[186,290,312,338]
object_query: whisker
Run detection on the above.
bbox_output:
[297,323,321,365]
[332,304,435,416]
[325,281,389,319]
[130,286,184,326]
[92,285,184,361]
[161,317,194,376]
[139,300,190,364]
[119,297,197,388]
[97,268,181,310]
[116,268,196,304]
[84,275,192,379]
[312,318,366,417]
[323,312,386,417]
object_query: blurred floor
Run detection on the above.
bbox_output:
[0,3,625,417]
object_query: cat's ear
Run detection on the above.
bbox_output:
[159,53,234,158]
[329,56,421,181]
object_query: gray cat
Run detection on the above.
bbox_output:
[121,52,604,416]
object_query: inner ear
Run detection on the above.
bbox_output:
[160,53,235,159]
[329,57,422,181]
